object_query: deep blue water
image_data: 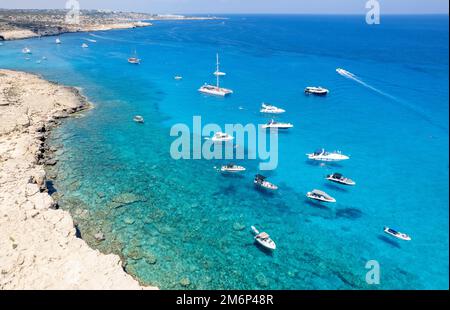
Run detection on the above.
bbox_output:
[0,15,448,289]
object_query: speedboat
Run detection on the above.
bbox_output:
[305,86,329,96]
[260,103,285,114]
[251,226,276,250]
[306,189,336,203]
[384,226,411,241]
[199,53,233,97]
[55,38,61,44]
[128,57,140,64]
[81,43,89,48]
[262,119,293,129]
[221,164,246,173]
[254,174,278,191]
[133,115,144,123]
[211,132,234,142]
[307,149,349,162]
[336,68,355,78]
[326,173,356,186]
[174,76,183,80]
[22,47,32,54]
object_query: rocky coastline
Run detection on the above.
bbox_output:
[0,69,156,289]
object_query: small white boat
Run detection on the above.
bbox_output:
[336,68,355,78]
[307,189,336,203]
[307,149,349,162]
[305,86,329,96]
[220,164,246,173]
[22,47,32,54]
[199,53,233,97]
[128,50,140,64]
[260,103,285,114]
[174,76,183,80]
[81,43,89,48]
[254,174,278,191]
[55,38,61,44]
[133,115,144,123]
[251,226,276,250]
[262,119,293,129]
[326,173,356,186]
[384,226,411,241]
[210,132,234,142]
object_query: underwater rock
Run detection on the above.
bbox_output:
[233,222,246,231]
[124,217,135,225]
[126,248,143,261]
[144,252,157,265]
[256,273,269,288]
[97,191,105,198]
[94,232,105,241]
[179,277,191,287]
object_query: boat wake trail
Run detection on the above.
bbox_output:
[336,68,447,132]
[336,68,398,101]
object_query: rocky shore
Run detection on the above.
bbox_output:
[0,69,155,289]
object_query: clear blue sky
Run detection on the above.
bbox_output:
[0,0,448,15]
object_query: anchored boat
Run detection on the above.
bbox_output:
[260,103,285,114]
[307,189,336,203]
[305,86,329,96]
[326,173,356,186]
[133,115,144,123]
[262,119,293,129]
[210,132,234,142]
[254,174,278,191]
[199,53,233,96]
[251,226,276,250]
[307,149,349,162]
[221,164,246,173]
[384,227,411,241]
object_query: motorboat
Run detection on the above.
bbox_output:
[251,226,276,250]
[128,50,140,64]
[210,132,234,142]
[22,47,32,54]
[305,86,329,96]
[55,38,61,44]
[326,173,356,186]
[307,149,349,162]
[174,76,183,80]
[213,54,226,76]
[199,53,233,96]
[133,115,144,123]
[261,119,293,129]
[260,103,285,114]
[336,68,355,78]
[81,43,89,48]
[220,164,246,173]
[384,226,411,241]
[306,189,336,203]
[254,174,278,191]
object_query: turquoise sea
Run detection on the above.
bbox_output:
[0,15,448,289]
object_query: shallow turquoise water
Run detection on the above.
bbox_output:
[0,15,448,289]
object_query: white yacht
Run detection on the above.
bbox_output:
[213,53,226,76]
[174,76,183,80]
[307,189,336,203]
[220,164,246,173]
[307,149,349,162]
[81,43,89,48]
[210,132,234,142]
[262,119,293,129]
[260,103,285,114]
[305,86,329,96]
[22,47,32,54]
[133,115,144,123]
[199,54,233,96]
[254,174,278,191]
[55,38,61,44]
[384,227,411,241]
[326,173,356,186]
[251,226,276,250]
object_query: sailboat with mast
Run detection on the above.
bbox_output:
[198,53,233,96]
[128,50,141,64]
